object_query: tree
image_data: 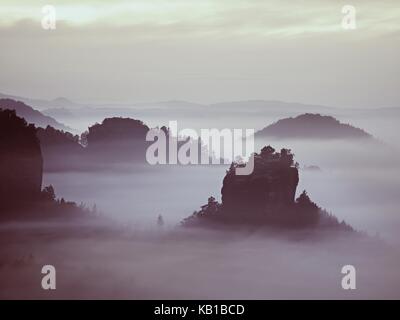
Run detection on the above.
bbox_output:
[157,214,164,227]
[296,190,311,205]
[42,185,56,202]
[280,148,294,166]
[295,190,320,227]
[200,196,219,215]
[80,131,89,147]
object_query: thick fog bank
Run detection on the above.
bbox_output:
[0,226,399,299]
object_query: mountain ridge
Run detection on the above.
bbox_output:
[255,113,373,140]
[0,98,71,131]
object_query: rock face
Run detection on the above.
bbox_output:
[0,109,43,209]
[182,146,353,231]
[221,146,299,215]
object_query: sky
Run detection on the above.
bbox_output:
[0,0,399,107]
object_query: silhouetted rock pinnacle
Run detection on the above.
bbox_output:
[0,109,43,209]
[182,146,353,231]
[0,110,97,218]
[222,146,299,215]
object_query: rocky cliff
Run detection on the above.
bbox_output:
[222,146,299,215]
[0,109,43,209]
[182,146,353,231]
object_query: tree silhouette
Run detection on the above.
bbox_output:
[157,214,164,227]
[41,185,56,202]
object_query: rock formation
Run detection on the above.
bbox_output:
[0,110,95,218]
[182,146,353,231]
[0,109,43,209]
[222,146,299,214]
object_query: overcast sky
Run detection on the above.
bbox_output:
[0,0,399,108]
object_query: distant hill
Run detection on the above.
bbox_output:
[0,92,83,110]
[86,117,149,144]
[84,117,151,163]
[0,99,70,131]
[41,107,75,119]
[210,100,334,113]
[35,117,152,171]
[36,126,84,171]
[255,113,372,140]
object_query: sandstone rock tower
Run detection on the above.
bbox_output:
[221,146,299,217]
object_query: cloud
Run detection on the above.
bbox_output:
[0,1,399,106]
[1,0,400,38]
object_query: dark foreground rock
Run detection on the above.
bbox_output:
[0,109,92,219]
[0,109,43,209]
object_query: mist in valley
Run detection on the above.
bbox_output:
[2,0,400,301]
[42,111,400,243]
[1,115,399,299]
[2,222,400,299]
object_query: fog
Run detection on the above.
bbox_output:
[2,111,400,299]
[40,135,400,244]
[2,135,388,299]
[260,138,400,243]
[43,165,227,226]
[1,225,400,299]
[42,102,400,151]
[2,0,400,300]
